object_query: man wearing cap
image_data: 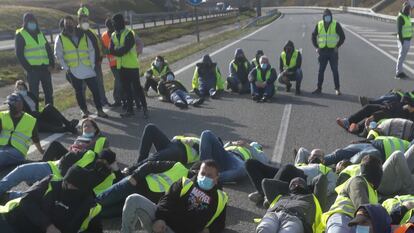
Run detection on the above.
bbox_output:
[396,2,412,79]
[248,55,277,102]
[348,204,392,233]
[0,94,43,169]
[15,13,55,106]
[0,166,103,233]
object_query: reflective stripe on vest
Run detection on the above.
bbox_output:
[281,50,299,70]
[317,20,339,48]
[383,195,414,224]
[322,177,378,227]
[180,177,228,228]
[60,34,91,68]
[231,60,249,72]
[93,173,116,195]
[146,162,189,193]
[376,136,410,159]
[256,68,271,82]
[225,146,252,161]
[0,111,36,157]
[151,63,169,78]
[111,29,139,69]
[172,136,200,163]
[16,28,49,65]
[0,197,23,214]
[47,160,63,181]
[79,204,102,232]
[399,13,413,39]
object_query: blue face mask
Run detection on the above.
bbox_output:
[355,225,370,233]
[369,121,377,130]
[260,64,268,70]
[18,90,27,96]
[197,175,215,191]
[27,22,37,31]
[324,15,332,23]
[82,132,95,138]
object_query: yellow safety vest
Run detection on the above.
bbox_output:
[192,66,224,90]
[317,20,339,48]
[296,163,332,176]
[269,194,323,233]
[74,137,107,168]
[111,29,139,69]
[60,33,91,68]
[180,177,228,228]
[231,60,249,72]
[16,28,49,66]
[93,172,116,195]
[172,136,200,163]
[281,49,299,70]
[376,136,410,159]
[399,13,413,39]
[256,68,272,82]
[225,145,252,161]
[251,58,259,68]
[0,111,36,157]
[339,164,360,179]
[151,63,169,79]
[146,162,189,193]
[383,195,414,224]
[321,176,378,228]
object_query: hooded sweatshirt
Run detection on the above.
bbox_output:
[356,204,391,233]
[15,13,55,71]
[279,40,302,73]
[194,55,220,92]
[311,9,346,52]
[229,48,250,83]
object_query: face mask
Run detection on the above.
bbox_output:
[27,22,37,31]
[369,121,377,129]
[82,132,95,138]
[324,15,332,23]
[356,225,370,233]
[17,90,27,96]
[166,74,174,81]
[81,22,90,31]
[197,175,215,191]
[260,64,268,70]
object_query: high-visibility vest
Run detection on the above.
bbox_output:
[88,29,103,57]
[225,145,253,161]
[339,164,360,178]
[281,49,299,70]
[16,28,49,66]
[93,172,116,195]
[172,136,200,163]
[376,136,410,159]
[192,65,224,90]
[0,111,36,157]
[269,194,323,233]
[60,33,91,68]
[150,63,169,78]
[383,195,414,224]
[180,177,228,228]
[321,176,378,228]
[146,162,189,193]
[0,182,101,232]
[101,31,116,67]
[399,13,413,39]
[75,137,107,168]
[256,68,272,82]
[317,20,339,48]
[231,60,249,72]
[111,29,139,69]
[296,163,332,176]
[251,58,259,68]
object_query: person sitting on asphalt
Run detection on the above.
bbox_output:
[322,155,382,233]
[358,89,414,106]
[199,130,269,183]
[122,123,200,175]
[158,72,204,109]
[364,118,414,140]
[227,48,251,94]
[144,55,172,95]
[277,40,303,95]
[14,80,78,134]
[120,160,227,233]
[0,94,43,169]
[42,117,108,162]
[347,204,392,233]
[97,160,193,218]
[251,49,264,69]
[192,54,225,99]
[256,177,325,233]
[383,195,414,225]
[248,55,277,102]
[0,166,103,233]
[336,94,414,134]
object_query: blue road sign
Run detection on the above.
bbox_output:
[187,0,202,6]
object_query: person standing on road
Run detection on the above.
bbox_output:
[278,40,303,95]
[312,9,345,96]
[54,16,108,119]
[110,13,148,118]
[15,13,55,106]
[396,2,412,79]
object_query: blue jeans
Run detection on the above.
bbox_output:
[370,93,400,105]
[0,162,52,198]
[170,90,193,105]
[97,176,137,218]
[318,50,339,90]
[27,68,53,106]
[324,143,381,166]
[199,130,246,183]
[326,213,355,233]
[0,146,26,169]
[250,83,275,98]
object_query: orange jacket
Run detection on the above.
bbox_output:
[101,31,117,68]
[394,223,414,233]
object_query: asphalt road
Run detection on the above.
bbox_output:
[8,8,414,233]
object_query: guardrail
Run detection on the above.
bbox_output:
[244,9,280,28]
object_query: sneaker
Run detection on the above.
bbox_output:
[174,101,188,109]
[120,111,135,118]
[192,98,204,107]
[286,83,292,92]
[210,90,218,99]
[336,117,350,130]
[252,95,260,101]
[359,96,369,106]
[248,191,264,204]
[81,109,90,119]
[143,108,149,119]
[335,89,342,96]
[312,88,322,94]
[261,96,269,102]
[395,73,404,79]
[97,110,109,118]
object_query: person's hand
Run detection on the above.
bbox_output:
[404,201,414,210]
[199,229,210,233]
[46,224,61,233]
[128,176,137,186]
[152,219,167,233]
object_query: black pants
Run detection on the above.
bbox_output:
[245,159,278,195]
[119,68,147,112]
[136,124,186,166]
[42,141,68,161]
[144,77,158,93]
[27,67,53,106]
[36,104,71,133]
[69,74,102,111]
[317,50,340,90]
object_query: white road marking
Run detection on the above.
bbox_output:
[378,43,397,48]
[390,51,414,56]
[406,60,414,65]
[358,31,395,35]
[343,25,414,75]
[369,38,398,42]
[302,32,306,38]
[363,34,396,38]
[272,104,292,163]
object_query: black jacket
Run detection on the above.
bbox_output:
[158,80,188,100]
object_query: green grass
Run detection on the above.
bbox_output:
[0,50,25,87]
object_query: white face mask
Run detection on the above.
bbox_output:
[355,225,370,233]
[81,22,90,31]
